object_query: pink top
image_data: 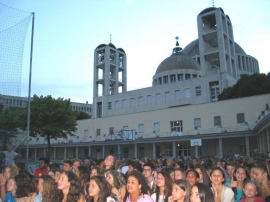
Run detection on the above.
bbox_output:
[239,196,265,202]
[125,194,154,202]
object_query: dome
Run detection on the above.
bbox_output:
[117,48,125,53]
[95,44,106,50]
[155,52,200,74]
[234,42,246,55]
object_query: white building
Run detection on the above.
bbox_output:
[13,7,270,162]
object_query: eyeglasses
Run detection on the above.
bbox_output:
[143,168,151,172]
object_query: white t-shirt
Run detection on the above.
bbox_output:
[3,151,18,165]
[151,193,165,202]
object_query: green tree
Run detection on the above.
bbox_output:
[75,111,91,120]
[29,95,77,161]
[218,73,270,100]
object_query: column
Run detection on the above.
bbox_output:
[34,148,37,161]
[118,144,121,159]
[266,128,270,152]
[195,146,198,158]
[102,145,105,158]
[134,143,137,159]
[76,146,79,158]
[218,138,223,159]
[172,142,176,158]
[43,148,46,157]
[53,147,56,161]
[88,146,91,157]
[64,147,67,159]
[245,136,250,157]
[152,142,156,159]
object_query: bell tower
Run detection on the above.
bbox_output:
[92,43,127,118]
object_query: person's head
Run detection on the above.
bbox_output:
[155,170,172,201]
[4,164,19,180]
[171,179,190,202]
[47,170,55,178]
[104,154,117,170]
[38,157,48,169]
[174,161,184,169]
[221,160,227,169]
[90,166,104,177]
[39,175,60,202]
[72,158,82,173]
[226,163,235,178]
[190,183,215,202]
[88,175,111,202]
[84,159,90,166]
[57,171,81,195]
[6,144,12,152]
[126,170,151,197]
[210,167,225,185]
[15,174,35,198]
[234,166,250,183]
[242,180,262,199]
[62,159,73,172]
[142,162,155,180]
[54,169,62,183]
[195,166,211,186]
[77,166,90,188]
[128,161,142,173]
[185,163,195,172]
[252,163,270,184]
[166,158,173,168]
[174,168,185,180]
[193,158,199,166]
[6,178,16,194]
[216,160,222,168]
[186,169,200,186]
[105,170,126,190]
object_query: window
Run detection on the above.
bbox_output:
[108,102,112,110]
[154,122,160,132]
[165,143,173,156]
[194,118,201,128]
[175,90,180,100]
[177,74,183,81]
[122,99,127,108]
[115,101,119,110]
[237,113,245,123]
[74,130,78,137]
[176,142,191,156]
[138,124,144,133]
[109,127,114,134]
[156,93,161,104]
[185,88,190,98]
[96,129,101,136]
[147,95,152,105]
[170,121,183,132]
[158,77,162,85]
[170,75,176,83]
[138,97,143,106]
[165,92,170,103]
[153,79,157,86]
[123,126,128,130]
[84,130,89,137]
[210,81,220,101]
[185,74,190,80]
[163,76,168,84]
[214,116,221,126]
[195,86,201,96]
[130,98,135,107]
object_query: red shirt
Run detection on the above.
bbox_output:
[34,168,48,178]
[240,196,265,202]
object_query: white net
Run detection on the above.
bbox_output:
[0,3,32,96]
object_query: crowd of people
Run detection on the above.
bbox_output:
[0,147,270,202]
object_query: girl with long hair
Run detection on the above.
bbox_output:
[174,169,185,181]
[194,166,211,186]
[105,170,126,202]
[190,183,215,202]
[35,175,60,202]
[15,174,36,202]
[151,170,172,202]
[229,166,250,202]
[210,167,234,202]
[57,171,84,202]
[252,163,270,198]
[123,170,153,202]
[186,169,200,186]
[169,179,190,202]
[4,177,16,202]
[104,155,118,172]
[77,165,90,193]
[87,175,115,202]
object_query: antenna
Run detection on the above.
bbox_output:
[110,34,112,43]
[212,0,215,7]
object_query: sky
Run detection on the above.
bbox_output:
[1,0,270,103]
